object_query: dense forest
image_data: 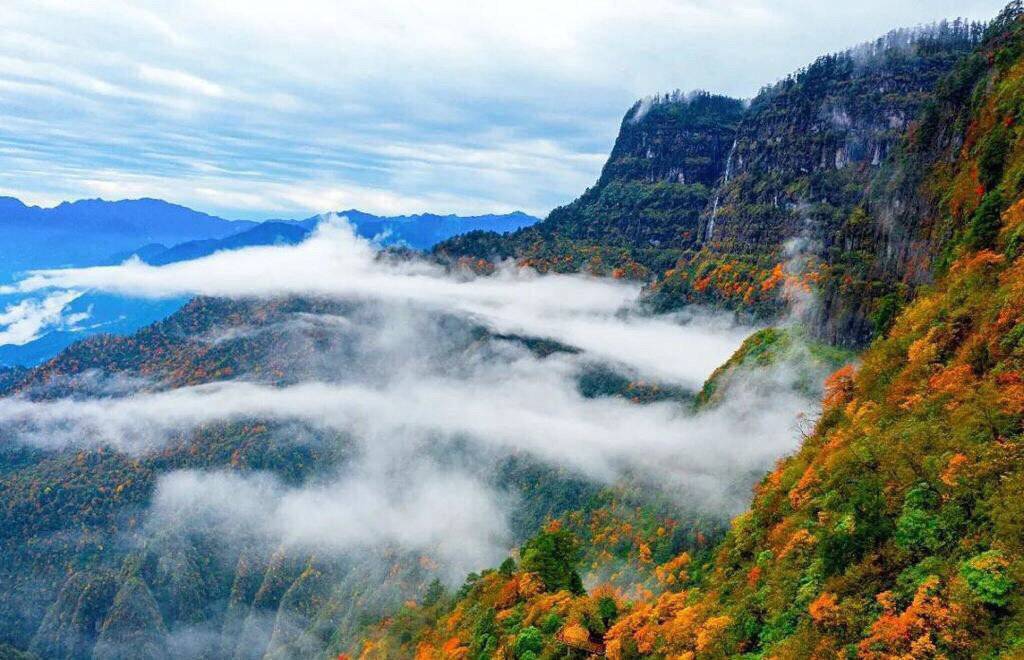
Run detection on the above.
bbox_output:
[4,3,1024,660]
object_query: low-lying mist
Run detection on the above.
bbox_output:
[2,218,749,387]
[0,217,825,655]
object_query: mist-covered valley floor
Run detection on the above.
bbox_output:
[0,218,833,658]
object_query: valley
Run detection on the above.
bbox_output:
[1,3,1024,660]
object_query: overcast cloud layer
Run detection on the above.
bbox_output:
[0,1,1004,219]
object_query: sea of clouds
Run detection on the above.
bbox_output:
[0,216,817,574]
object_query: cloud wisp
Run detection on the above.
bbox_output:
[0,347,810,508]
[0,333,813,577]
[148,464,511,573]
[0,290,88,345]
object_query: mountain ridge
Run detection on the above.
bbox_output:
[0,200,539,367]
[435,18,987,348]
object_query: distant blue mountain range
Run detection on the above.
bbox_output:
[295,209,539,251]
[0,197,538,366]
[0,197,256,283]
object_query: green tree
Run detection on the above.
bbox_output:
[422,578,445,607]
[514,627,543,658]
[520,526,584,594]
[895,483,946,554]
[470,608,498,659]
[961,551,1015,607]
[965,191,1004,251]
[979,125,1010,190]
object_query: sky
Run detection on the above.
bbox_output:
[0,0,1007,220]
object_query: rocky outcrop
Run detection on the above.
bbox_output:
[688,20,985,345]
[29,571,119,660]
[602,91,744,190]
[703,22,983,252]
[91,577,168,660]
[436,92,745,266]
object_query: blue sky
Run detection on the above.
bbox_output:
[0,0,1008,220]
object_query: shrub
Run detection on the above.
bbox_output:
[961,550,1015,607]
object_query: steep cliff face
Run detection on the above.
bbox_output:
[544,91,744,249]
[808,25,997,346]
[703,23,983,252]
[437,22,986,347]
[601,92,743,190]
[436,92,744,276]
[652,21,985,345]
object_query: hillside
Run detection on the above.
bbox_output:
[1,290,746,658]
[135,223,310,266]
[665,19,985,345]
[436,92,746,280]
[359,5,1024,658]
[312,210,538,251]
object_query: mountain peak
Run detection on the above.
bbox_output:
[0,196,27,210]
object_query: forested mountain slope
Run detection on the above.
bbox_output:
[0,293,748,659]
[360,5,1024,658]
[667,20,985,345]
[436,93,745,280]
[437,92,744,281]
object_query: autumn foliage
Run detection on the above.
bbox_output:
[357,13,1024,657]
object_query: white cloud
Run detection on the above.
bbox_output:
[150,465,510,573]
[0,224,826,585]
[0,346,809,507]
[0,220,809,508]
[137,64,225,98]
[0,280,815,578]
[3,218,748,386]
[0,290,86,345]
[0,1,1005,218]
